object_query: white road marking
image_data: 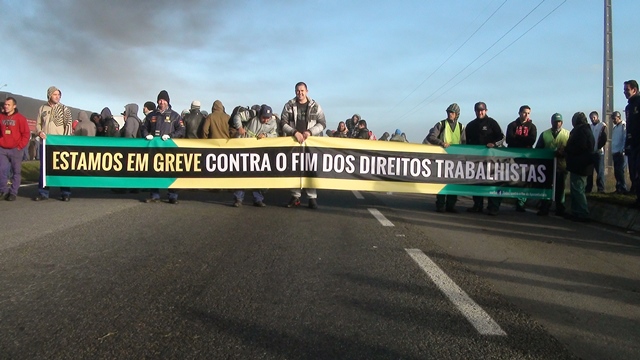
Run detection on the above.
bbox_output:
[405,248,507,336]
[352,190,364,199]
[368,208,394,227]
[19,183,38,188]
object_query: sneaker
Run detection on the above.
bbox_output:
[287,196,301,208]
[254,201,266,207]
[308,198,318,209]
[6,194,16,201]
[144,197,160,203]
[60,195,70,202]
[487,208,499,216]
[168,198,179,205]
[33,195,49,201]
[467,206,483,213]
[233,200,243,207]
[445,207,459,213]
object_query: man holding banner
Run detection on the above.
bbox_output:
[233,104,278,207]
[141,90,185,204]
[424,103,466,213]
[464,101,505,216]
[280,82,326,209]
[34,86,73,202]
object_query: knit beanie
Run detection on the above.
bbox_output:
[144,101,156,111]
[47,86,61,100]
[446,103,461,114]
[157,90,170,104]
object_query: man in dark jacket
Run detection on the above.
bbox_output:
[183,100,206,139]
[90,112,105,136]
[464,101,505,216]
[565,112,595,222]
[624,80,640,206]
[355,120,373,140]
[101,107,120,138]
[506,105,537,212]
[346,114,361,138]
[141,90,185,204]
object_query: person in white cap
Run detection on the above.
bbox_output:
[183,100,206,139]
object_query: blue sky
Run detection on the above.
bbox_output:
[1,0,637,142]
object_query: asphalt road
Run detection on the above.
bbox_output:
[0,185,638,359]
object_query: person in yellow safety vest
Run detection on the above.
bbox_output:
[535,113,570,216]
[424,103,466,213]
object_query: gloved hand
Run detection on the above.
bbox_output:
[145,135,153,140]
[161,135,170,141]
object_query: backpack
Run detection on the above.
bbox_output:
[104,117,121,137]
[228,106,249,127]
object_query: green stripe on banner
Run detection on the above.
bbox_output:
[45,135,179,149]
[440,184,553,199]
[46,176,176,188]
[444,145,555,159]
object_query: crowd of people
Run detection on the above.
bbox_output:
[1,80,639,222]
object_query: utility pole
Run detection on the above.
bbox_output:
[603,0,613,178]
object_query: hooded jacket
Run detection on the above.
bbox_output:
[36,87,72,136]
[345,114,361,138]
[101,107,120,137]
[0,109,30,149]
[203,100,230,139]
[243,115,278,138]
[566,118,595,176]
[74,111,96,136]
[506,118,537,148]
[122,103,141,138]
[280,97,326,137]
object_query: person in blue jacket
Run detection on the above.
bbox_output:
[141,90,185,204]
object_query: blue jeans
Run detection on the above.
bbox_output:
[150,189,178,200]
[0,148,22,195]
[586,152,605,192]
[234,190,264,202]
[612,152,627,193]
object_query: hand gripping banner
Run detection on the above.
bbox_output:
[43,135,555,199]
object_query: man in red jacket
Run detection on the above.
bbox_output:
[0,97,31,201]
